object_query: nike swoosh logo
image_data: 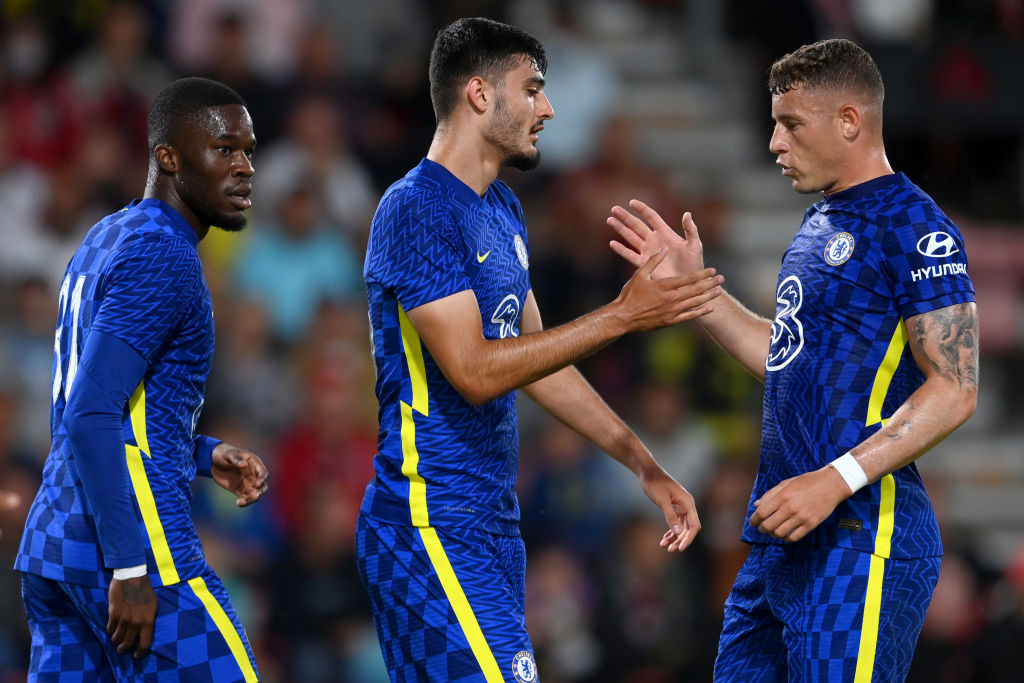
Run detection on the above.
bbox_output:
[476,250,491,263]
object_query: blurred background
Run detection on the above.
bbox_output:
[0,0,1022,681]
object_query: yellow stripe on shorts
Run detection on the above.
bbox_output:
[418,527,503,682]
[187,576,258,683]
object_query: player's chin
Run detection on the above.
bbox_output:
[213,210,249,233]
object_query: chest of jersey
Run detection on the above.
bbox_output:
[462,202,532,341]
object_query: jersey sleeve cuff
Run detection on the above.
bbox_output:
[194,435,221,477]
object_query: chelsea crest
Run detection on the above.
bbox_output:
[824,232,855,266]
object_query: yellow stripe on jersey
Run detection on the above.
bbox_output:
[398,304,430,527]
[419,527,504,682]
[187,576,259,683]
[125,443,179,585]
[128,381,151,458]
[866,319,907,427]
[398,305,429,415]
[856,320,906,682]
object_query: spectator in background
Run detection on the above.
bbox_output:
[271,318,377,543]
[597,377,719,520]
[204,298,300,443]
[524,544,601,682]
[0,277,58,459]
[232,180,363,345]
[596,515,713,680]
[258,94,377,243]
[71,0,170,158]
[0,17,84,169]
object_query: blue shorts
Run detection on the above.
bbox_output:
[715,543,940,683]
[21,571,259,682]
[356,514,538,683]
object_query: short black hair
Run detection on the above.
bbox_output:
[428,17,547,122]
[146,77,247,152]
[768,38,884,107]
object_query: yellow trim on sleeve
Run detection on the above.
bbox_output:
[398,305,429,416]
[187,576,259,682]
[419,527,503,682]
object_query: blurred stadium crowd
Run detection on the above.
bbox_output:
[1,0,1023,681]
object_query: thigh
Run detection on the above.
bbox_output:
[771,546,940,683]
[357,515,536,683]
[127,572,259,683]
[714,545,788,683]
[21,572,115,683]
[23,571,259,683]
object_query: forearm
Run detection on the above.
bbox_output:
[64,332,149,568]
[523,366,654,476]
[847,377,976,484]
[467,304,632,402]
[698,291,772,381]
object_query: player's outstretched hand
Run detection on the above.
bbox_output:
[108,575,157,658]
[749,467,851,542]
[212,442,269,507]
[0,489,20,539]
[614,248,723,332]
[638,464,701,552]
[608,199,706,278]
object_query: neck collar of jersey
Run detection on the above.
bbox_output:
[821,172,906,205]
[129,198,200,248]
[418,158,488,205]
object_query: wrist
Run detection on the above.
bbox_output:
[112,564,147,581]
[828,451,869,494]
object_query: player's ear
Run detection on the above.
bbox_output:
[838,102,861,141]
[153,144,181,174]
[466,75,491,114]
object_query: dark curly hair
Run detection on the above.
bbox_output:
[428,17,548,122]
[768,39,883,107]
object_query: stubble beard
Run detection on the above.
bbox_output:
[488,98,541,172]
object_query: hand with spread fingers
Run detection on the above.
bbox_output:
[608,199,706,278]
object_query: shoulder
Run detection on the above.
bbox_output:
[489,180,524,212]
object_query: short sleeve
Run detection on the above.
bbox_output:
[883,208,975,320]
[366,186,471,311]
[91,234,203,360]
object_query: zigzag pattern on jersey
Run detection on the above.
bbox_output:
[16,199,215,588]
[363,160,532,535]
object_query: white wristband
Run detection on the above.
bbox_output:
[829,452,869,494]
[112,564,147,580]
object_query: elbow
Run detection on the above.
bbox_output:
[454,382,500,407]
[957,385,978,426]
[446,373,506,406]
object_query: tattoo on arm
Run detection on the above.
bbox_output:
[911,303,979,388]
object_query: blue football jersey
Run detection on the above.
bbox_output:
[744,173,975,558]
[17,199,217,587]
[361,158,533,535]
